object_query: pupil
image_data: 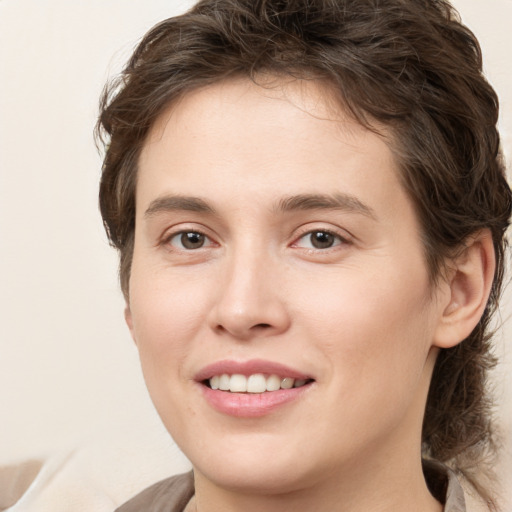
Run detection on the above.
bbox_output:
[311,231,334,249]
[181,232,205,249]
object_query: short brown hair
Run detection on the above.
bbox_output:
[97,0,511,505]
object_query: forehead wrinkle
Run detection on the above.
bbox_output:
[274,193,377,220]
[144,195,217,218]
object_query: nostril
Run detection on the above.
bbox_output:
[253,323,272,329]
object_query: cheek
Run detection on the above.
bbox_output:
[297,277,435,452]
[294,261,435,395]
[128,263,212,379]
[127,270,208,433]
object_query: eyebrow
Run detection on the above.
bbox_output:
[275,193,377,219]
[144,195,217,217]
[144,192,376,220]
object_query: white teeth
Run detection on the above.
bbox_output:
[266,374,281,392]
[210,375,220,390]
[247,374,267,393]
[230,374,247,392]
[219,374,230,391]
[208,373,310,393]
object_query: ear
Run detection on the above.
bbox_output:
[433,230,495,349]
[124,305,137,345]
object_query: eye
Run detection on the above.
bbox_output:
[167,231,211,250]
[295,230,345,250]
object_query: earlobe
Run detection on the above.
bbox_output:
[433,230,495,349]
[124,305,137,345]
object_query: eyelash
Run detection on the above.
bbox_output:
[162,227,350,253]
[292,228,349,251]
[164,229,215,251]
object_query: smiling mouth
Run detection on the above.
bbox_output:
[204,373,314,393]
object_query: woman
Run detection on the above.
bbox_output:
[96,0,511,510]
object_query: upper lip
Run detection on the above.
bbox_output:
[194,359,312,382]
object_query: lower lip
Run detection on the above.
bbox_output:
[200,384,311,418]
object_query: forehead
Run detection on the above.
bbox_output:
[137,76,412,228]
[144,76,387,146]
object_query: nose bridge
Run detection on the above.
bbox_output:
[210,239,289,339]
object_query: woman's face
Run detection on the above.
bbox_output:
[127,77,448,493]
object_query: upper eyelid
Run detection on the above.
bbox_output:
[292,230,348,247]
[160,224,215,243]
[291,225,353,243]
[157,223,353,246]
[163,230,217,252]
[154,228,201,251]
[167,230,211,240]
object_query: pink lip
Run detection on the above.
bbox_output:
[200,385,311,417]
[194,359,311,381]
[195,359,314,418]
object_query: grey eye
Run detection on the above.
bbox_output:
[295,230,343,250]
[310,231,336,249]
[169,231,208,250]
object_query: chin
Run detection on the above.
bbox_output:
[190,431,341,497]
[194,456,315,495]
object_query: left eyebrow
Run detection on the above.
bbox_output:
[144,195,217,218]
[274,193,377,220]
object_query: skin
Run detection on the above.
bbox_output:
[125,77,493,512]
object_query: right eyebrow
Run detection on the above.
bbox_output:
[274,193,377,220]
[144,195,216,218]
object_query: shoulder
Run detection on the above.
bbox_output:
[423,459,466,512]
[115,471,194,512]
[423,459,493,512]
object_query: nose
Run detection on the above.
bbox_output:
[208,248,291,341]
